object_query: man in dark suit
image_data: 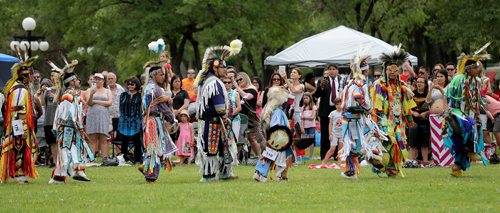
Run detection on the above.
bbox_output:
[314,64,344,160]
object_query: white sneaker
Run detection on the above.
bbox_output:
[48,178,64,184]
[14,176,29,183]
[341,172,358,180]
[85,162,100,167]
[199,176,217,183]
[73,171,91,182]
[252,173,267,182]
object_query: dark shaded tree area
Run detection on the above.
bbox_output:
[1,0,498,84]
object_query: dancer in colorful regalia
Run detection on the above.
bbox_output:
[0,47,39,183]
[339,51,387,180]
[253,86,294,182]
[444,42,491,177]
[371,46,416,177]
[140,61,178,183]
[194,40,242,182]
[47,57,95,184]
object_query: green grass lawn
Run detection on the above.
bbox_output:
[0,161,498,212]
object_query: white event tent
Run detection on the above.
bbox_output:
[264,25,418,67]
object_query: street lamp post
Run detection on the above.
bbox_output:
[10,17,49,57]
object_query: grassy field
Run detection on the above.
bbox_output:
[1,160,498,212]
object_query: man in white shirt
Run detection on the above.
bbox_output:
[314,64,342,160]
[106,72,125,139]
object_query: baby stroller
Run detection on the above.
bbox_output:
[237,114,250,165]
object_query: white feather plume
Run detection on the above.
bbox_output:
[229,39,243,56]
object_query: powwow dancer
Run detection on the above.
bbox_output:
[140,61,177,183]
[339,51,387,180]
[194,39,242,182]
[253,86,294,182]
[47,57,94,184]
[444,42,491,177]
[371,46,416,177]
[0,46,39,183]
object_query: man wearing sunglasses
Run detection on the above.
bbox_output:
[445,62,456,81]
[182,68,197,102]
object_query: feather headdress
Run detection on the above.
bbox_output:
[46,54,79,84]
[379,44,409,68]
[457,42,492,74]
[350,46,370,81]
[141,60,164,93]
[45,54,79,102]
[260,86,288,129]
[195,39,243,86]
[4,44,38,96]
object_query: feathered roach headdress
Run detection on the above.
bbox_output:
[379,44,414,98]
[456,42,492,74]
[195,39,243,86]
[46,54,79,102]
[379,44,409,74]
[260,86,288,128]
[46,54,79,85]
[4,45,38,96]
[141,60,163,87]
[350,46,370,81]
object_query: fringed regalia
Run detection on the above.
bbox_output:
[371,47,416,177]
[371,78,415,177]
[195,73,237,180]
[0,82,39,183]
[142,79,177,182]
[340,79,387,178]
[254,107,293,182]
[51,91,94,181]
[46,56,94,183]
[0,49,39,183]
[444,54,490,175]
[339,51,387,179]
[253,86,293,182]
[194,40,241,182]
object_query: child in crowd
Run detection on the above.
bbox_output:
[301,92,317,160]
[322,98,343,166]
[176,110,194,165]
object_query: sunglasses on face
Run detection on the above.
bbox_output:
[272,78,281,81]
[447,68,454,71]
[127,83,135,86]
[374,75,381,78]
[236,78,243,82]
[223,81,232,84]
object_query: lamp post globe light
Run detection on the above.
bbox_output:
[10,17,49,57]
[22,17,36,31]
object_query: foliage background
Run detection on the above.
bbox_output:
[0,0,499,84]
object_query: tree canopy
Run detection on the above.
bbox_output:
[1,0,498,84]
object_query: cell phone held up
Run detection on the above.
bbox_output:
[278,66,286,76]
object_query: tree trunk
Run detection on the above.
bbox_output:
[246,50,258,77]
[188,36,201,71]
[261,48,271,84]
[409,27,426,66]
[170,34,188,75]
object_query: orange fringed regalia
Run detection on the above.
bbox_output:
[1,81,39,183]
